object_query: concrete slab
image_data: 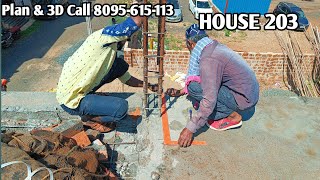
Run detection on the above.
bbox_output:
[165,97,198,141]
[1,92,77,131]
[1,92,143,134]
[159,89,320,179]
[1,91,62,112]
[135,113,166,179]
[1,92,142,112]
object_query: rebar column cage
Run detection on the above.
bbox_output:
[142,0,166,116]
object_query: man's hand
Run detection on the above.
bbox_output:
[148,83,159,92]
[178,128,194,147]
[125,77,160,92]
[165,88,184,97]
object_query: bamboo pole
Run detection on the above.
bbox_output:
[275,30,319,97]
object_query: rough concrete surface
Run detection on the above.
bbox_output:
[1,92,78,131]
[2,92,62,112]
[160,90,320,179]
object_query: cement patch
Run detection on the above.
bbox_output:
[169,120,184,130]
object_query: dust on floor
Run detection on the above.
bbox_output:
[159,89,320,179]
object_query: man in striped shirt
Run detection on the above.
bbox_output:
[166,24,259,147]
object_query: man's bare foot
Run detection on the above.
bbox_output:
[227,112,242,122]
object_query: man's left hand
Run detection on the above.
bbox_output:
[148,84,159,92]
[178,128,194,147]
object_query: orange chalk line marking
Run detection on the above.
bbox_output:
[161,94,207,146]
[161,95,172,143]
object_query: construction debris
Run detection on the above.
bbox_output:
[52,119,83,138]
[71,130,91,148]
[86,129,101,141]
[1,124,118,179]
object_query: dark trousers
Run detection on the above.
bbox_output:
[187,82,239,120]
[61,58,130,123]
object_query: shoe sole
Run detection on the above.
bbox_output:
[206,121,242,131]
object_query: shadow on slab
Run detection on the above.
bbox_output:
[107,92,135,100]
[104,143,121,177]
[146,94,159,117]
[115,95,142,133]
[115,115,142,133]
[160,95,179,117]
[143,94,178,117]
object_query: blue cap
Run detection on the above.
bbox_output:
[185,24,207,39]
[102,17,139,37]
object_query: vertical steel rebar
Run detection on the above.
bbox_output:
[83,0,92,35]
[143,14,149,112]
[157,0,166,111]
[130,50,133,67]
[142,0,166,115]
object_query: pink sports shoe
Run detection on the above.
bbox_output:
[206,118,242,131]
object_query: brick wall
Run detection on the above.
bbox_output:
[123,48,316,88]
[124,49,190,72]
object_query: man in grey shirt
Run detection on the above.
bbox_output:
[166,24,259,147]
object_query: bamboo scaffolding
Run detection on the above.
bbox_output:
[304,24,320,95]
[275,28,320,97]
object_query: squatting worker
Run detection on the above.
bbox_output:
[166,24,259,147]
[56,15,157,132]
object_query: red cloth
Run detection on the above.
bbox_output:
[2,79,7,86]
